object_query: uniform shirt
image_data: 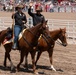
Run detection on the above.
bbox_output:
[28,7,45,26]
[12,11,27,26]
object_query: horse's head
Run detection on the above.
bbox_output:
[58,28,67,46]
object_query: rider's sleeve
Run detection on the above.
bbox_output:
[43,16,45,21]
[23,14,27,24]
[28,7,34,17]
[11,13,15,19]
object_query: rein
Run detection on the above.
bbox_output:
[43,34,63,46]
[22,35,33,49]
[22,29,40,49]
[42,35,51,47]
[27,29,39,38]
[56,40,63,46]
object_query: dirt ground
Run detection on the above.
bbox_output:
[0,44,76,75]
[0,12,76,75]
[0,11,76,20]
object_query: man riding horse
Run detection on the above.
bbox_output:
[28,2,45,26]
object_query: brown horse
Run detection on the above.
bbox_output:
[0,21,49,73]
[24,28,67,71]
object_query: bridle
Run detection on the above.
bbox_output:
[42,33,64,47]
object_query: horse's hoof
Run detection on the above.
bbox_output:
[16,68,20,72]
[50,65,56,72]
[4,63,6,67]
[16,69,19,72]
[34,71,39,75]
[24,65,28,70]
[11,66,15,71]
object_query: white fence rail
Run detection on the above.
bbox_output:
[48,19,76,44]
[0,17,76,44]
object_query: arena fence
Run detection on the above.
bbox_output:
[0,17,76,44]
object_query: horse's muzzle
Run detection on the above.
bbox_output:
[62,43,67,47]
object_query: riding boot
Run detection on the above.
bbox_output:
[12,43,18,50]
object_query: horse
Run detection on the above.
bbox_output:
[24,28,67,72]
[0,21,49,74]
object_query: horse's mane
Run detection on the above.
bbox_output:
[0,31,2,35]
[49,28,66,34]
[29,23,42,30]
[50,29,61,35]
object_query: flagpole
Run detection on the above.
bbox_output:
[12,0,15,44]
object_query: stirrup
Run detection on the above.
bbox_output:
[12,44,18,50]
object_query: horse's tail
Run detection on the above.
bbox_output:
[0,31,3,46]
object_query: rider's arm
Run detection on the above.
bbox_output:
[23,14,27,24]
[28,6,34,17]
[43,16,45,21]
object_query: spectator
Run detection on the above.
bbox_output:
[3,5,6,11]
[49,3,54,12]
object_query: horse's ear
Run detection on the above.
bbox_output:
[60,28,62,30]
[46,20,48,23]
[64,27,66,31]
[60,28,63,32]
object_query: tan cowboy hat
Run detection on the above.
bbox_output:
[36,6,42,12]
[15,4,24,10]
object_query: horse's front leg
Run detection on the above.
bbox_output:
[48,48,56,71]
[30,51,37,74]
[24,52,29,70]
[17,50,25,71]
[35,51,42,66]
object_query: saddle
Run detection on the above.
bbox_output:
[6,27,13,40]
[3,27,26,45]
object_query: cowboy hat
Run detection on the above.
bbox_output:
[36,6,42,12]
[15,4,24,10]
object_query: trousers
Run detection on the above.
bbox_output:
[14,25,22,46]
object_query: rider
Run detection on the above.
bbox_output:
[28,3,46,50]
[28,2,45,26]
[12,4,27,50]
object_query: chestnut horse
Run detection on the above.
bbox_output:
[24,28,67,71]
[0,21,49,74]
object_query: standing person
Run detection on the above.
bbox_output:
[12,4,27,50]
[28,3,45,26]
[58,3,60,12]
[3,4,6,11]
[49,2,54,12]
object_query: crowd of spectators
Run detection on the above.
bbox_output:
[0,0,76,12]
